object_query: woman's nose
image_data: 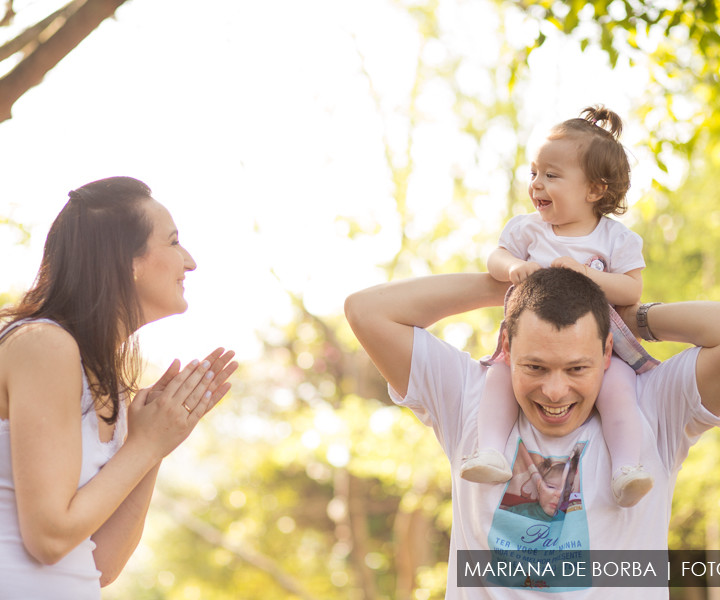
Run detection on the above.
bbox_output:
[182,247,197,272]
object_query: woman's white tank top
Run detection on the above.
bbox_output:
[0,319,127,599]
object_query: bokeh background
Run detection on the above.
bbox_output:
[1,1,719,598]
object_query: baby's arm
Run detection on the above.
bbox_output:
[488,247,542,285]
[552,256,642,306]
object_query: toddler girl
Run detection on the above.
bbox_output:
[461,106,657,508]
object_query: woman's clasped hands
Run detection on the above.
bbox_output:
[127,348,238,460]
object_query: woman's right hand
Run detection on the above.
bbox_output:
[141,347,238,410]
[127,348,238,460]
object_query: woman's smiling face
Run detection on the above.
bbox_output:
[133,199,196,325]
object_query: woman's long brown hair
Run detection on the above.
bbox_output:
[0,177,154,424]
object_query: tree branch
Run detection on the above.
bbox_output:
[152,489,323,600]
[0,1,82,62]
[0,1,15,27]
[0,0,129,123]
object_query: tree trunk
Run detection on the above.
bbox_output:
[394,499,434,600]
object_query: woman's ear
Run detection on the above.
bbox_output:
[132,257,144,282]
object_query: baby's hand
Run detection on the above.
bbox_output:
[551,256,585,274]
[508,261,542,284]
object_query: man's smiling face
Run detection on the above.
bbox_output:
[502,310,613,437]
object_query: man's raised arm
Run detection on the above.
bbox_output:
[618,302,720,416]
[344,274,509,397]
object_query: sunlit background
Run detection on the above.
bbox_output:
[1,1,719,599]
[0,0,660,366]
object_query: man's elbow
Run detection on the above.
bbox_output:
[344,291,370,333]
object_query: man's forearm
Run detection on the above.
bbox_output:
[620,300,720,416]
[348,273,510,330]
[345,273,509,397]
[619,301,720,349]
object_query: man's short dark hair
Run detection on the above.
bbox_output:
[505,267,610,350]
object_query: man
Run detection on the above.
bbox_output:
[344,268,720,598]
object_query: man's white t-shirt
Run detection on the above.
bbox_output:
[389,327,720,599]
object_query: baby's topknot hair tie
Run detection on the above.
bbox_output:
[580,105,622,141]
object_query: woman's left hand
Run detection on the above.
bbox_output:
[141,348,238,413]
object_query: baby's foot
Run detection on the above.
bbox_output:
[611,465,654,507]
[460,449,512,484]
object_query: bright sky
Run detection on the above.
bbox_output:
[0,0,654,369]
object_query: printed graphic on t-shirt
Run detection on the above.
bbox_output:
[487,440,589,591]
[586,255,608,272]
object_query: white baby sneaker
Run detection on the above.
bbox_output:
[460,449,512,484]
[611,465,654,507]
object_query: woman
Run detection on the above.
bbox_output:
[0,177,238,598]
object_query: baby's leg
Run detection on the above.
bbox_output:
[460,362,516,483]
[478,362,517,449]
[597,356,653,507]
[597,357,641,471]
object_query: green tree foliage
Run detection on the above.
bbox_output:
[106,308,455,600]
[106,2,531,598]
[633,155,720,556]
[508,0,720,559]
[508,0,720,161]
[0,216,30,310]
[101,1,720,598]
